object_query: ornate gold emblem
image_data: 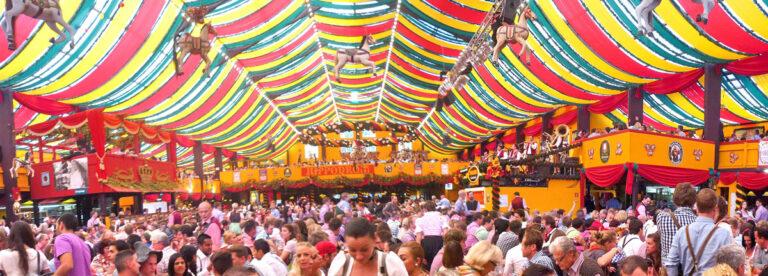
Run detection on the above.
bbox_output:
[693,149,703,161]
[644,144,656,156]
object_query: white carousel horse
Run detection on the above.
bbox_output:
[10,152,34,178]
[492,5,537,65]
[333,34,377,83]
[2,0,76,50]
[636,0,715,37]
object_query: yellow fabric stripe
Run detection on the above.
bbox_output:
[197,98,273,143]
[538,0,649,84]
[205,0,269,25]
[259,56,316,83]
[409,0,479,33]
[522,39,622,96]
[68,4,181,105]
[181,86,263,137]
[25,0,142,95]
[464,78,532,121]
[388,61,440,86]
[126,43,225,119]
[0,0,82,81]
[387,74,435,102]
[236,20,313,60]
[666,93,704,119]
[721,0,768,43]
[393,33,453,64]
[244,39,315,71]
[583,1,692,73]
[398,16,465,50]
[452,0,493,12]
[263,66,325,93]
[215,107,275,146]
[168,72,249,130]
[315,13,395,27]
[643,103,680,129]
[654,0,745,60]
[489,50,593,105]
[484,61,557,109]
[217,1,303,44]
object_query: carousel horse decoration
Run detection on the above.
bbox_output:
[174,3,225,77]
[333,34,377,83]
[636,0,715,37]
[492,1,537,65]
[2,0,76,50]
[10,152,34,178]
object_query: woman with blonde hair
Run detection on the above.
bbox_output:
[456,240,502,276]
[288,242,323,276]
[398,241,427,276]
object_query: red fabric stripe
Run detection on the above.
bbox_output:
[507,44,606,100]
[455,86,517,124]
[331,74,383,85]
[214,0,290,35]
[205,108,279,146]
[272,80,325,105]
[641,68,703,94]
[162,69,241,128]
[397,22,461,56]
[554,0,670,79]
[677,0,768,54]
[13,93,75,115]
[386,76,435,98]
[680,84,749,124]
[390,54,440,82]
[0,16,37,63]
[380,104,420,122]
[295,108,334,125]
[47,0,166,99]
[475,64,552,113]
[116,56,202,115]
[13,106,37,128]
[184,91,262,140]
[239,29,315,67]
[257,59,322,87]
[383,92,427,111]
[445,104,490,134]
[316,20,394,36]
[422,0,486,24]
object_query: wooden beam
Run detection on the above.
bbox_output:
[703,63,723,170]
[0,90,17,223]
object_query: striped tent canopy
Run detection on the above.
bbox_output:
[1,0,491,161]
[418,0,768,152]
[2,0,767,159]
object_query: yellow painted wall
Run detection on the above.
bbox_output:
[590,113,618,132]
[464,179,580,213]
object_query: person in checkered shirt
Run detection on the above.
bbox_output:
[657,183,698,263]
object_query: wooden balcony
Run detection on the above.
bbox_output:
[718,140,768,170]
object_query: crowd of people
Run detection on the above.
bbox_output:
[0,184,766,276]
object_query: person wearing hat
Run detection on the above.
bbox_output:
[134,241,163,276]
[315,241,338,274]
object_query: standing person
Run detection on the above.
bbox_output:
[617,218,644,257]
[198,201,223,250]
[751,221,768,274]
[438,195,451,210]
[397,242,428,276]
[338,193,352,216]
[430,229,466,275]
[658,183,698,261]
[133,242,161,276]
[253,239,288,276]
[168,205,183,228]
[167,253,193,276]
[509,192,527,212]
[756,199,768,222]
[288,242,323,276]
[466,193,479,214]
[382,195,401,219]
[465,214,483,250]
[455,191,468,216]
[415,201,448,268]
[87,211,102,229]
[0,221,50,275]
[53,213,92,276]
[664,188,734,276]
[327,218,408,276]
[636,196,651,217]
[196,234,213,276]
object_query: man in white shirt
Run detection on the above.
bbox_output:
[253,239,287,275]
[196,234,213,276]
[438,195,451,210]
[618,218,645,257]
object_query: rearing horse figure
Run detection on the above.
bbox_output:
[2,0,76,50]
[492,5,537,65]
[333,35,377,83]
[174,6,217,77]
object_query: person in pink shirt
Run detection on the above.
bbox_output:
[465,213,483,249]
[241,220,256,248]
[198,201,222,250]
